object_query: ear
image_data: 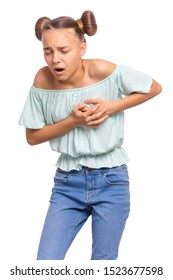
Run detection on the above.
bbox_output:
[79,42,87,58]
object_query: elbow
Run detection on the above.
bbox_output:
[156,82,162,96]
[149,80,162,98]
[26,136,37,146]
[26,129,39,146]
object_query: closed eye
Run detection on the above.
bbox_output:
[43,48,53,55]
[44,51,52,55]
[60,50,70,54]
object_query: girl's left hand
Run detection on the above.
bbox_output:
[84,98,115,116]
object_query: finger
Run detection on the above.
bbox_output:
[92,108,107,118]
[87,115,109,126]
[85,109,107,122]
[78,103,87,109]
[73,103,86,111]
[82,104,101,115]
[90,103,101,113]
[84,99,100,104]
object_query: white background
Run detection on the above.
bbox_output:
[1,0,172,279]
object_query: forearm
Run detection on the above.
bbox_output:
[110,79,162,114]
[26,103,108,145]
[85,79,162,116]
[26,115,77,145]
[111,93,154,114]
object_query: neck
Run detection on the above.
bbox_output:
[57,63,85,89]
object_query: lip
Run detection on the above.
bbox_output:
[54,67,65,75]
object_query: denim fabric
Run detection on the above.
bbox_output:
[37,164,130,260]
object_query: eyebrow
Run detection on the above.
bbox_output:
[43,46,70,50]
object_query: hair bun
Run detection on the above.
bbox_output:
[77,10,97,36]
[35,17,51,40]
[76,19,85,34]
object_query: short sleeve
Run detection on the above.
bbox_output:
[18,87,46,129]
[117,65,153,96]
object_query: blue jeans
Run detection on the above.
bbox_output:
[37,164,130,260]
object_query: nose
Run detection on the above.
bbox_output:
[52,52,61,64]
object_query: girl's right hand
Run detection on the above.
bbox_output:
[71,103,108,127]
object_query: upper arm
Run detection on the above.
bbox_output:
[117,65,162,97]
[33,66,52,88]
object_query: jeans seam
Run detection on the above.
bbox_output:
[61,210,86,259]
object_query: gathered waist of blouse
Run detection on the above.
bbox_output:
[56,147,129,171]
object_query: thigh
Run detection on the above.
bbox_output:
[91,165,130,260]
[37,169,90,260]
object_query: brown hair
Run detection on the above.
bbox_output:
[35,10,97,42]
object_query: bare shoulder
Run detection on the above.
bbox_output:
[33,66,54,89]
[86,59,116,80]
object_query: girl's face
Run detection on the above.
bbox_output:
[42,28,86,83]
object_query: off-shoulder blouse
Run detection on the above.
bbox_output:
[19,64,152,170]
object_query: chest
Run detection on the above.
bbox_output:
[43,80,119,124]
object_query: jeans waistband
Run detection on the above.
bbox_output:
[57,164,127,175]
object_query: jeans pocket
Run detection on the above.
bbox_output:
[104,168,129,186]
[54,169,71,183]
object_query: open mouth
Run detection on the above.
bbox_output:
[54,67,64,74]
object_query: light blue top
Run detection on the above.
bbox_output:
[19,64,152,171]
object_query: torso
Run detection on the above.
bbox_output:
[33,59,116,90]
